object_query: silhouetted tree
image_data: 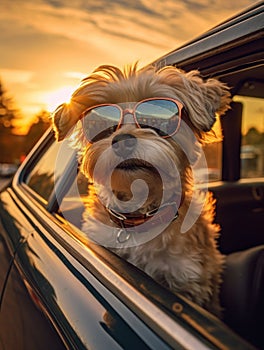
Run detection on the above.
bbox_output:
[0,79,25,163]
[0,79,21,136]
[243,127,264,145]
[23,110,51,154]
[0,80,51,163]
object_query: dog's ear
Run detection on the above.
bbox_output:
[52,80,99,141]
[157,67,231,133]
[52,64,124,141]
[182,70,231,132]
[52,101,84,141]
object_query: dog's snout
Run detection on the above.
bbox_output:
[112,133,137,157]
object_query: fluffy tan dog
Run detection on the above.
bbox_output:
[53,64,231,316]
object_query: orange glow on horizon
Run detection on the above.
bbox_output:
[43,86,75,113]
[11,85,75,135]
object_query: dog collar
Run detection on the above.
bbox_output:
[106,201,179,234]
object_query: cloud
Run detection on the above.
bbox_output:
[2,0,253,62]
[0,69,34,84]
[0,0,255,70]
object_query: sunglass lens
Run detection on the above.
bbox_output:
[135,99,180,136]
[82,105,121,142]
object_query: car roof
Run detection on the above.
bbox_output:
[150,1,263,77]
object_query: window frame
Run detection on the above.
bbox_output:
[16,129,78,212]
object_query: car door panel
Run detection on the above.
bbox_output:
[0,260,66,350]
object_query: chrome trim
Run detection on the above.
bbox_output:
[107,207,127,220]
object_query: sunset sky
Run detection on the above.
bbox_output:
[0,0,257,134]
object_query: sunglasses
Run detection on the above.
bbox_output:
[81,97,183,143]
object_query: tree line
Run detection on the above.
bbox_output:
[0,79,51,164]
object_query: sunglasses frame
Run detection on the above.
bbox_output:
[81,97,184,143]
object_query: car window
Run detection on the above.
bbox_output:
[57,171,88,228]
[202,117,223,182]
[202,90,264,182]
[25,139,75,203]
[234,95,264,179]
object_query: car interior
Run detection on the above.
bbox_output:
[206,64,264,348]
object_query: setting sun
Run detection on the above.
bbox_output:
[43,86,76,113]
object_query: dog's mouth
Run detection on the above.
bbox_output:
[116,159,155,171]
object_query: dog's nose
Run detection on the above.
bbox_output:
[112,133,137,157]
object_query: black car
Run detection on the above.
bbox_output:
[0,3,263,349]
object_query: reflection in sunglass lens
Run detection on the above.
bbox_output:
[82,105,121,142]
[135,99,180,136]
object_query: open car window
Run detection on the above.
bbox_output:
[201,71,264,183]
[57,171,89,229]
[235,94,264,179]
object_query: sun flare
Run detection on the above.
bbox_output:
[44,86,75,113]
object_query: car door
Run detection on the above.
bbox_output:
[0,131,189,350]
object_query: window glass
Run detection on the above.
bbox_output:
[234,95,264,178]
[202,116,222,182]
[26,140,74,202]
[58,171,88,228]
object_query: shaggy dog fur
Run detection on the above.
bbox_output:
[52,64,231,316]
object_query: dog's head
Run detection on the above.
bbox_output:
[53,64,230,217]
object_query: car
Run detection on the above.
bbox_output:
[0,3,263,349]
[0,163,18,177]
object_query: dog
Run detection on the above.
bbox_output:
[52,63,231,316]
